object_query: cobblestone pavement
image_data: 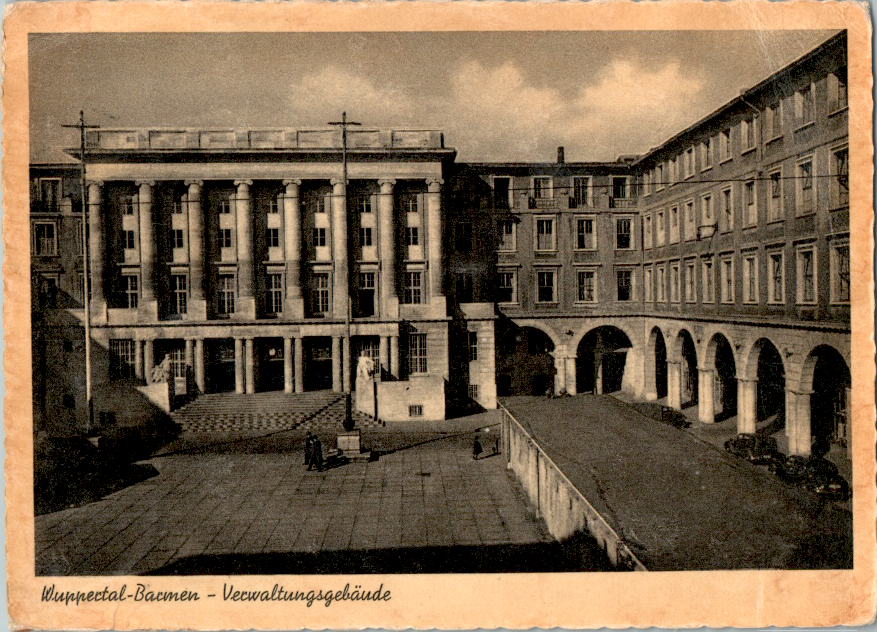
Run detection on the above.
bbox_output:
[36,414,598,575]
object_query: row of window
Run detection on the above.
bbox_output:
[644,241,849,305]
[642,69,847,194]
[496,215,635,252]
[495,268,633,305]
[490,176,631,208]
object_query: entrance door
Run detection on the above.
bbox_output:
[207,339,235,393]
[258,338,285,392]
[304,338,333,391]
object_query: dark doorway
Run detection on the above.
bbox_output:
[755,339,785,424]
[206,339,235,393]
[712,334,737,421]
[577,326,632,394]
[304,337,333,391]
[678,330,698,408]
[653,328,668,399]
[496,326,556,396]
[809,345,850,455]
[256,338,285,392]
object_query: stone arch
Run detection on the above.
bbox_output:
[508,319,563,352]
[801,344,851,456]
[576,325,634,395]
[744,337,786,425]
[644,326,669,400]
[672,328,699,408]
[496,323,557,396]
[705,332,738,421]
[569,319,639,356]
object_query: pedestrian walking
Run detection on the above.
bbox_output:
[304,432,314,469]
[311,435,325,472]
[472,434,483,460]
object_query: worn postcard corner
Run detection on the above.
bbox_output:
[4,1,876,630]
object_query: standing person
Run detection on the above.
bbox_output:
[304,432,314,470]
[311,435,325,472]
[472,434,483,460]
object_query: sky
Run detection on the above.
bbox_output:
[29,30,839,164]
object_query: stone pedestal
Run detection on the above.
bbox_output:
[336,429,371,462]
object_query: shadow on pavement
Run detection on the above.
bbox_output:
[144,536,616,575]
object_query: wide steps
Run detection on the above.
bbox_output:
[170,391,379,433]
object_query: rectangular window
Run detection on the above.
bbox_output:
[467,384,480,401]
[266,273,283,314]
[497,270,517,303]
[120,195,135,215]
[533,177,552,199]
[615,217,633,249]
[766,102,782,139]
[39,178,61,211]
[720,128,732,161]
[467,331,478,361]
[721,187,734,231]
[406,226,419,246]
[310,272,330,314]
[656,266,666,302]
[684,147,695,177]
[172,200,184,215]
[702,260,714,303]
[577,270,596,303]
[643,215,653,249]
[575,216,596,250]
[33,222,57,256]
[357,271,376,317]
[218,196,231,214]
[795,83,815,126]
[700,138,712,169]
[497,220,516,251]
[408,404,424,417]
[123,230,136,250]
[720,258,735,303]
[616,269,633,301]
[109,340,136,379]
[403,271,423,305]
[401,192,420,214]
[535,217,555,251]
[685,262,696,303]
[168,348,186,379]
[172,229,185,249]
[670,263,680,303]
[266,228,280,248]
[796,246,817,304]
[357,195,372,214]
[669,206,680,244]
[572,177,590,206]
[743,255,758,304]
[832,147,849,208]
[123,274,139,308]
[644,268,654,302]
[408,333,428,374]
[744,180,757,226]
[455,273,474,302]
[655,163,665,190]
[768,251,785,304]
[267,198,280,214]
[612,177,628,199]
[171,274,188,315]
[359,226,373,247]
[768,170,783,221]
[741,117,756,151]
[656,211,666,247]
[220,229,233,248]
[796,159,814,215]
[455,222,473,252]
[309,192,327,214]
[831,241,850,303]
[701,194,713,228]
[829,68,848,111]
[493,177,511,209]
[536,270,556,303]
[684,201,695,240]
[218,274,236,314]
[313,227,327,248]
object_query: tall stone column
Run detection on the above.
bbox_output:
[235,180,256,318]
[86,181,105,315]
[331,179,348,319]
[244,338,255,394]
[136,181,156,313]
[234,338,244,394]
[698,368,716,423]
[294,337,304,393]
[553,353,565,395]
[737,378,758,434]
[134,340,144,381]
[332,335,342,392]
[283,337,293,394]
[283,179,304,317]
[379,336,389,379]
[426,178,444,303]
[185,180,207,319]
[143,339,154,383]
[565,356,577,395]
[667,360,682,409]
[389,334,400,379]
[378,179,397,317]
[194,338,205,394]
[342,337,351,393]
[787,388,813,456]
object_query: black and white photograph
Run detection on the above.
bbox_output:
[26,25,858,581]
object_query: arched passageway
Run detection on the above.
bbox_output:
[806,345,851,456]
[710,334,737,421]
[754,339,785,426]
[576,326,633,395]
[677,330,698,408]
[496,326,556,396]
[650,328,668,399]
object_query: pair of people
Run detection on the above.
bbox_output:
[304,432,325,471]
[472,429,500,460]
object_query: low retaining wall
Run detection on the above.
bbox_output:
[499,404,646,571]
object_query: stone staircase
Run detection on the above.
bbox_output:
[170,390,379,433]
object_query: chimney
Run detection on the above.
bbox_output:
[557,146,565,164]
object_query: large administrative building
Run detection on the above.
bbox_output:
[31,33,850,461]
